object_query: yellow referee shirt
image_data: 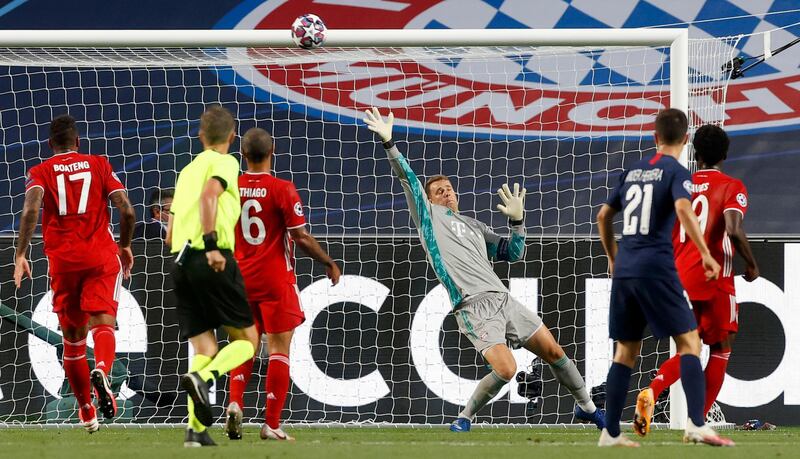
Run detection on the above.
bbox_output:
[170,149,241,253]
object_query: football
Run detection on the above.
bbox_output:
[291,13,327,49]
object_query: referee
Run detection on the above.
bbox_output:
[166,105,258,448]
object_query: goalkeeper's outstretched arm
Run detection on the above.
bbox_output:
[363,107,429,229]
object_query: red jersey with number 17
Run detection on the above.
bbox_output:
[672,169,748,300]
[25,152,125,274]
[234,172,306,301]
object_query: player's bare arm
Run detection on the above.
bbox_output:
[13,187,43,288]
[724,210,759,282]
[596,203,618,276]
[110,189,136,279]
[289,226,341,285]
[200,177,226,272]
[675,198,720,280]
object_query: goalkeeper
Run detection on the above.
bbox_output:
[364,108,604,431]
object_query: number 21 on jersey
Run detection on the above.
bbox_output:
[622,184,653,235]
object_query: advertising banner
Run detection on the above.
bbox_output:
[1,237,797,425]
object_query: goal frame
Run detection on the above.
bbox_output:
[0,27,691,429]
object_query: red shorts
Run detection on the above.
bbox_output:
[250,284,305,334]
[50,257,122,329]
[691,289,738,345]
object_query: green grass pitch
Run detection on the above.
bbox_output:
[1,426,797,458]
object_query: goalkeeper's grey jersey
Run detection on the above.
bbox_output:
[386,145,526,308]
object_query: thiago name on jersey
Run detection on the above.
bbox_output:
[240,187,268,198]
[625,168,663,183]
[52,161,90,173]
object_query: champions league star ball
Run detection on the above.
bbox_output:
[291,13,327,49]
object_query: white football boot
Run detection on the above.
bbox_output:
[78,403,100,433]
[260,424,295,441]
[683,419,735,446]
[598,428,640,447]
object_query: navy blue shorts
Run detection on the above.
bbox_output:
[609,277,697,341]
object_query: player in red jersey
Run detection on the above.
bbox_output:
[634,124,759,436]
[13,115,135,432]
[225,127,341,441]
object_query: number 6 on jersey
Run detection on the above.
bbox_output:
[241,198,266,245]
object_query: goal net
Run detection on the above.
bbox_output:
[0,29,740,426]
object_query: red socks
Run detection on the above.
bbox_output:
[265,353,290,429]
[650,350,731,417]
[228,358,255,408]
[228,352,292,428]
[63,338,92,408]
[650,354,681,400]
[90,325,116,374]
[704,351,730,416]
[64,327,116,422]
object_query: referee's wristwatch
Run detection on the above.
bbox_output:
[203,231,219,252]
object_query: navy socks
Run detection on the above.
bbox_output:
[604,362,633,437]
[680,354,706,427]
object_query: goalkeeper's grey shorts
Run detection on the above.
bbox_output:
[454,291,543,354]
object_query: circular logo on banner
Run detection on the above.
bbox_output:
[28,288,147,399]
[737,193,748,207]
[216,0,800,138]
[216,0,671,138]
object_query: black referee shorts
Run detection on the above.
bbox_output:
[172,249,254,340]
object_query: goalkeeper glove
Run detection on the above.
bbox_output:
[497,183,526,223]
[363,106,394,143]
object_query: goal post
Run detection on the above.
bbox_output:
[0,28,688,47]
[0,27,740,429]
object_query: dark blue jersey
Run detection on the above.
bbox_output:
[607,153,692,279]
